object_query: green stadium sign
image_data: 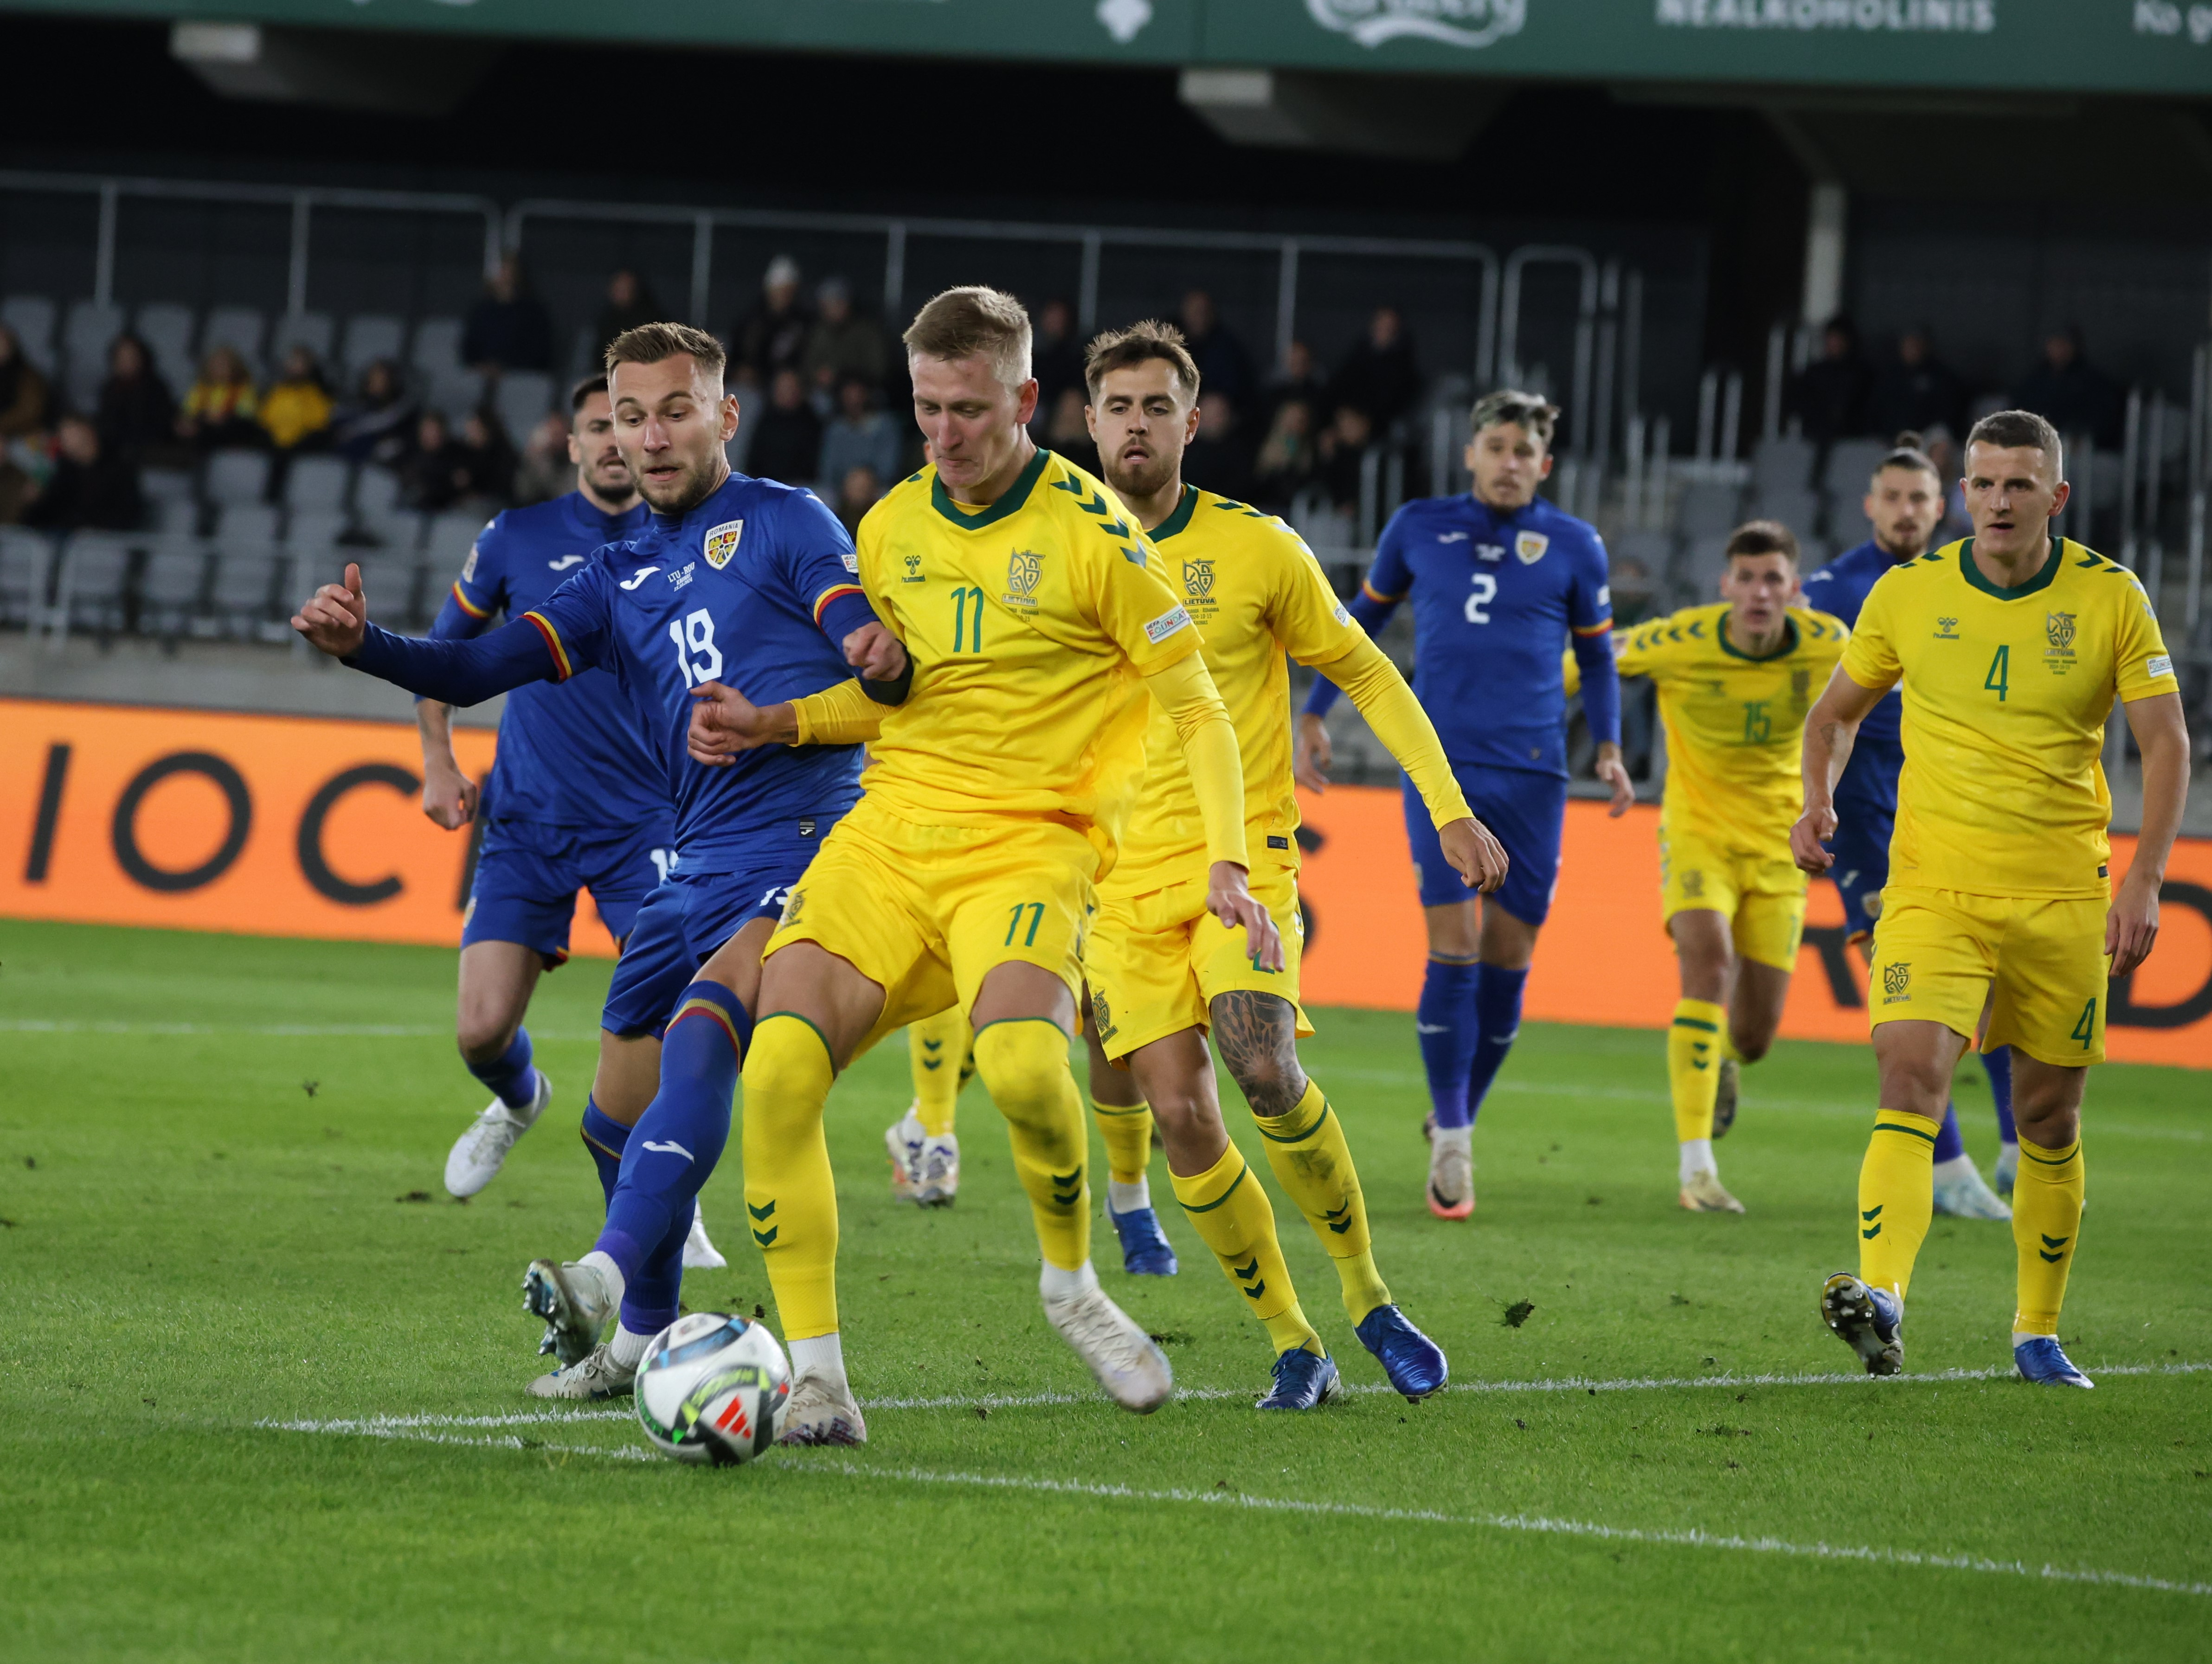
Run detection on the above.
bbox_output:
[26,0,2212,94]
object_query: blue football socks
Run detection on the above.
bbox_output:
[468,1027,538,1111]
[1417,959,1481,1131]
[1984,1046,2016,1144]
[1464,963,1528,1126]
[579,1095,630,1208]
[1932,1099,1967,1164]
[597,982,752,1334]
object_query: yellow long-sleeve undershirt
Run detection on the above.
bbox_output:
[1314,634,1472,830]
[1143,649,1250,871]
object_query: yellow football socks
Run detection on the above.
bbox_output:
[908,1005,972,1139]
[1092,1097,1156,1186]
[739,1014,842,1340]
[1857,1108,1939,1303]
[1668,998,1727,1142]
[2012,1134,2085,1336]
[1252,1079,1390,1324]
[971,1019,1091,1272]
[1169,1143,1321,1357]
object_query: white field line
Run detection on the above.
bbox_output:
[0,1020,604,1041]
[253,1420,2212,1598]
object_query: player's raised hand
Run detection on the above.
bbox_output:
[843,620,907,683]
[1207,861,1284,972]
[1789,803,1839,875]
[687,681,790,764]
[1293,713,1332,794]
[291,561,368,658]
[420,759,479,830]
[2106,868,2161,978]
[1595,741,1636,818]
[1438,816,1509,893]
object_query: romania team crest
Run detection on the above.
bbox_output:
[1006,548,1043,603]
[702,519,744,570]
[1514,531,1549,565]
[1182,557,1215,600]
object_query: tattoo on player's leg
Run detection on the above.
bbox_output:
[1211,991,1307,1118]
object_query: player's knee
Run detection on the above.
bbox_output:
[740,1016,834,1124]
[1222,1048,1305,1119]
[971,1020,1071,1119]
[455,1015,517,1063]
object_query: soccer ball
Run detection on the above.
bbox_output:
[633,1311,792,1465]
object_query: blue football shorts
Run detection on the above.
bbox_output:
[1827,740,1903,944]
[461,816,675,966]
[598,819,833,1039]
[1403,763,1568,927]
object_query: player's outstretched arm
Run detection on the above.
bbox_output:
[2110,691,2191,977]
[1142,651,1282,972]
[294,562,566,706]
[1790,665,1886,875]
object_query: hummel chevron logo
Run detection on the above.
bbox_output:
[922,1060,944,1071]
[1232,1257,1258,1279]
[922,1039,943,1051]
[747,1201,775,1221]
[2039,1232,2071,1263]
[1863,1223,1883,1239]
[547,554,585,571]
[752,1226,778,1247]
[1050,1166,1082,1205]
[1324,1203,1353,1236]
[641,1140,694,1160]
[1862,1206,1883,1220]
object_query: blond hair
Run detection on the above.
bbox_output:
[1082,319,1200,403]
[604,321,727,387]
[902,286,1031,387]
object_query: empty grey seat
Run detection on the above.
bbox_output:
[1820,439,1891,496]
[494,371,555,443]
[0,526,57,629]
[1751,436,1815,495]
[1606,528,1677,584]
[424,509,487,566]
[147,495,201,536]
[1673,537,1730,600]
[55,532,137,637]
[289,541,360,597]
[205,449,271,507]
[411,316,464,377]
[135,302,198,390]
[285,508,350,549]
[62,300,126,409]
[269,312,334,364]
[428,369,485,422]
[137,538,212,633]
[141,466,196,505]
[2,295,58,373]
[201,306,268,375]
[284,454,353,512]
[216,502,284,543]
[207,548,288,638]
[1676,480,1743,541]
[1749,488,1824,543]
[340,314,406,376]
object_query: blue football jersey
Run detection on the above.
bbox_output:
[431,491,662,830]
[523,473,876,874]
[1801,540,1910,749]
[1356,494,1613,777]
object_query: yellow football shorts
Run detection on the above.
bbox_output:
[1868,885,2108,1067]
[1658,822,1808,972]
[764,796,1096,1037]
[1083,855,1313,1061]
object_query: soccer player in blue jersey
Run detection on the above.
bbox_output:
[1296,391,1633,1217]
[419,376,675,1206]
[1801,433,2016,1216]
[294,322,907,1401]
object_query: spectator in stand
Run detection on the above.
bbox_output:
[511,410,573,505]
[732,255,812,391]
[259,344,334,456]
[1330,306,1421,433]
[2013,324,2125,451]
[456,410,516,506]
[1180,289,1255,414]
[462,253,554,374]
[1044,385,1096,474]
[21,414,143,532]
[818,376,900,494]
[1785,315,1870,443]
[331,360,416,467]
[1250,396,1318,512]
[399,411,469,511]
[1316,403,1376,515]
[93,333,179,465]
[0,323,53,522]
[1029,297,1084,432]
[1260,338,1326,427]
[801,277,887,402]
[1183,389,1255,502]
[592,268,661,360]
[175,345,261,452]
[834,463,883,537]
[745,366,824,485]
[1866,326,1966,440]
[1921,424,1971,541]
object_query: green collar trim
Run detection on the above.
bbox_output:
[1959,535,2063,599]
[1717,609,1799,662]
[929,445,1050,530]
[1151,484,1199,542]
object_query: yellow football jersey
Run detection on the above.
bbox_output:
[1842,536,2178,899]
[1108,487,1364,892]
[1616,601,1849,852]
[853,445,1201,853]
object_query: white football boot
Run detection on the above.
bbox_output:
[1427,1133,1473,1220]
[523,1257,616,1367]
[1679,1168,1746,1214]
[1932,1164,2012,1221]
[914,1134,961,1208]
[526,1342,634,1400]
[778,1372,868,1446]
[1994,1141,2020,1197]
[1044,1281,1174,1413]
[884,1106,926,1202]
[682,1201,727,1270]
[444,1069,551,1199]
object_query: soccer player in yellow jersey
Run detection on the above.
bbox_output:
[1614,520,1848,1213]
[1794,410,2190,1388]
[1072,322,1507,1409]
[688,288,1275,1444]
[885,1006,973,1206]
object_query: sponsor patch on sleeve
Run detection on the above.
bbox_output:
[842,548,859,573]
[1144,604,1194,644]
[1596,583,1610,609]
[2147,653,2173,680]
[1332,602,1351,626]
[460,546,479,583]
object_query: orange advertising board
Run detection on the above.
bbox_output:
[3,698,2208,1066]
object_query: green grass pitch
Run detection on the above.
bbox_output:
[3,918,2208,1661]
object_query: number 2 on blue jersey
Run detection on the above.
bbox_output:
[1464,572,1496,624]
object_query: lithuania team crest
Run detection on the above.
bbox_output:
[1006,548,1043,602]
[1183,557,1215,600]
[2046,610,2077,651]
[702,519,744,570]
[1514,531,1549,564]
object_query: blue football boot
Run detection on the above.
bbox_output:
[1256,1347,1340,1411]
[1106,1202,1177,1276]
[1820,1272,1903,1376]
[1356,1304,1448,1401]
[2014,1336,2094,1389]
